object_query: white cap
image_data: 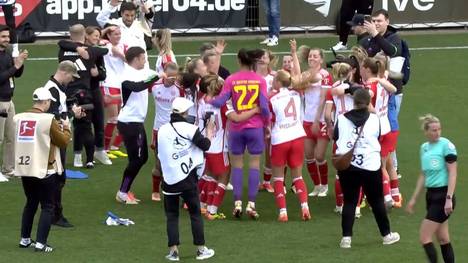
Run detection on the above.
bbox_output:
[32,87,56,102]
[172,97,194,114]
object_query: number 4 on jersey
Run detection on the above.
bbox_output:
[283,97,297,120]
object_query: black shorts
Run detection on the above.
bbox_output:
[425,186,456,223]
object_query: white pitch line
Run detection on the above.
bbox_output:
[25,46,468,61]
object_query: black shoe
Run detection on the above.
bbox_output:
[34,244,54,253]
[19,240,36,248]
[53,217,74,228]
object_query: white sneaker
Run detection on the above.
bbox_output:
[226,183,233,191]
[355,206,361,219]
[308,185,322,197]
[0,172,9,182]
[340,236,352,248]
[334,205,342,214]
[94,150,112,165]
[260,37,271,44]
[73,154,83,168]
[165,250,180,261]
[382,232,400,245]
[266,36,279,47]
[318,184,328,197]
[196,246,215,260]
[332,41,348,51]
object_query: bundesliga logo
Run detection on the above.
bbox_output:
[18,120,36,142]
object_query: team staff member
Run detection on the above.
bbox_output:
[43,61,83,228]
[0,24,28,182]
[406,115,457,263]
[115,46,162,204]
[334,89,400,248]
[158,97,216,261]
[15,87,71,253]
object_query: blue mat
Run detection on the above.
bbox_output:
[65,169,89,179]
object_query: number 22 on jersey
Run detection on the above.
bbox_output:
[233,84,259,110]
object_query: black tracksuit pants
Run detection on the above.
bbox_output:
[73,118,95,163]
[339,0,374,44]
[338,166,391,237]
[21,174,57,244]
[91,88,105,150]
[53,148,67,222]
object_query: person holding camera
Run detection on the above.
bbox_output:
[0,24,28,182]
[158,97,216,261]
[334,88,400,248]
[15,87,71,253]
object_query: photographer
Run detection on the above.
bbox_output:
[158,97,215,261]
[15,87,71,253]
[0,24,28,182]
[43,61,84,228]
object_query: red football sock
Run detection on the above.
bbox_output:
[273,177,286,210]
[335,176,343,207]
[112,133,123,148]
[104,122,116,150]
[206,179,217,206]
[212,183,226,208]
[152,175,161,193]
[357,188,363,207]
[292,177,308,204]
[199,177,208,203]
[263,167,272,183]
[306,159,320,186]
[382,171,391,199]
[318,160,328,185]
[390,179,401,202]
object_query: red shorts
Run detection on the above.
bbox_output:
[303,121,329,141]
[101,86,122,105]
[271,137,305,168]
[379,131,399,157]
[151,129,158,150]
[205,152,230,175]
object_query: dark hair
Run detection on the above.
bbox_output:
[120,2,137,13]
[125,46,145,63]
[372,9,389,19]
[180,73,200,99]
[0,24,9,33]
[348,55,362,83]
[237,48,265,69]
[353,88,371,109]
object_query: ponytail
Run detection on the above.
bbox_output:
[419,114,440,131]
[237,48,265,69]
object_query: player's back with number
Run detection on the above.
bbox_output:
[270,88,305,145]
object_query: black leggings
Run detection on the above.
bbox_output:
[164,186,205,247]
[339,166,391,237]
[117,122,148,193]
[338,0,374,44]
[21,174,57,244]
[91,88,105,150]
[73,118,95,163]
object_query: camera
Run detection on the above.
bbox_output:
[364,15,372,22]
[202,111,214,128]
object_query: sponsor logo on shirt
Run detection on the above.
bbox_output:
[18,120,36,142]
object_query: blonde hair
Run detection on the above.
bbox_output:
[332,63,352,81]
[263,49,278,70]
[374,54,388,77]
[153,28,172,55]
[200,74,224,96]
[275,70,292,87]
[362,57,383,76]
[184,57,203,73]
[419,114,440,131]
[351,45,368,65]
[69,24,85,38]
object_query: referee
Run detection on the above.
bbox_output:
[15,87,71,252]
[406,114,457,263]
[158,97,216,261]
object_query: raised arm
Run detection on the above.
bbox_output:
[96,1,119,27]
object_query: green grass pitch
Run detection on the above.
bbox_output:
[0,32,467,262]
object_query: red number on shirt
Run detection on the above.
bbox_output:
[283,97,297,120]
[379,88,388,113]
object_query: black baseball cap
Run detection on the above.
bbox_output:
[347,14,366,27]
